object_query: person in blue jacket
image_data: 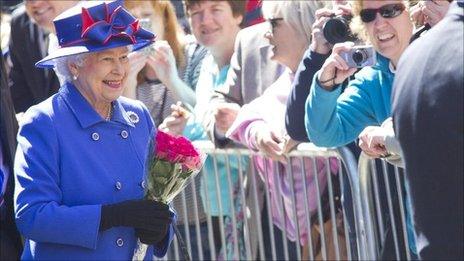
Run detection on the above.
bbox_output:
[305,0,413,147]
[14,1,175,259]
[305,0,414,147]
[304,0,417,258]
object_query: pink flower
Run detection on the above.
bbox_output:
[154,130,202,171]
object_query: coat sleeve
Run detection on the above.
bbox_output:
[305,71,379,147]
[285,49,329,142]
[14,108,101,249]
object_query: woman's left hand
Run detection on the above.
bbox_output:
[146,40,179,86]
[358,126,389,158]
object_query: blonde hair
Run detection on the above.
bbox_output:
[262,0,326,46]
[125,0,186,83]
[350,0,415,42]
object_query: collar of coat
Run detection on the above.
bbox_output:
[59,82,135,129]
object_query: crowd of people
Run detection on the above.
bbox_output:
[0,0,462,260]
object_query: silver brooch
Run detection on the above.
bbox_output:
[127,111,140,124]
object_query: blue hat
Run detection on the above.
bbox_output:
[36,0,155,68]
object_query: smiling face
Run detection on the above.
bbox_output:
[25,0,78,32]
[188,1,243,50]
[362,0,413,65]
[70,47,130,108]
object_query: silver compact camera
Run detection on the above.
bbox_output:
[340,45,376,68]
[139,18,155,56]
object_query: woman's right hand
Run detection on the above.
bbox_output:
[317,42,358,90]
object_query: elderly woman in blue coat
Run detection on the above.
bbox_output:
[14,1,175,259]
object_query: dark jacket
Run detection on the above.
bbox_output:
[8,7,59,113]
[0,45,22,261]
[392,2,464,259]
[285,48,329,142]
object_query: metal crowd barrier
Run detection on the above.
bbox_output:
[156,141,368,261]
[358,153,412,260]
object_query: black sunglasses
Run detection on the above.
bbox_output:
[360,3,405,23]
[268,17,283,29]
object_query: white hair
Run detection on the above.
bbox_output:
[53,53,89,84]
[52,45,133,84]
[262,0,327,46]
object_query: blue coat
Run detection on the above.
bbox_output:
[14,82,173,260]
[305,54,393,147]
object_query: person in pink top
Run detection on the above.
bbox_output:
[226,0,340,255]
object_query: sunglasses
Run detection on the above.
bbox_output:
[360,3,406,23]
[268,17,283,29]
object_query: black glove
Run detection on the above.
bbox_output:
[99,199,172,232]
[135,227,169,245]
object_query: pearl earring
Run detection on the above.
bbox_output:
[73,75,78,80]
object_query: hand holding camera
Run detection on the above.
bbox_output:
[322,3,356,45]
[340,45,376,68]
[317,42,358,90]
[311,4,353,54]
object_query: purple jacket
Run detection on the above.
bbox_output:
[227,70,338,246]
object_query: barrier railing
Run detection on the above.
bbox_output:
[156,141,367,261]
[358,153,411,260]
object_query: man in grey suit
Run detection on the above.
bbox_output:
[201,22,283,147]
[392,1,463,259]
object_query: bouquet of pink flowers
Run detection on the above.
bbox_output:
[133,130,206,260]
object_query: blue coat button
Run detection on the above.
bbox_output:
[121,130,129,139]
[115,181,122,190]
[116,238,124,247]
[91,132,99,141]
